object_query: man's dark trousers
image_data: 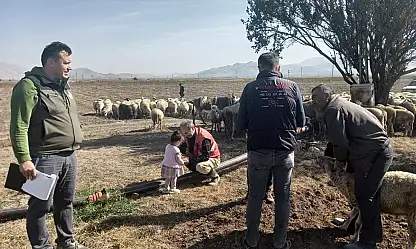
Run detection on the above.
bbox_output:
[245,149,294,248]
[27,151,77,249]
[349,143,393,244]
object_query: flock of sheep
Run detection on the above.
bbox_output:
[89,88,416,247]
[92,95,241,137]
[303,91,416,138]
[92,90,416,139]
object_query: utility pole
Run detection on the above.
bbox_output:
[287,70,290,79]
[300,67,303,78]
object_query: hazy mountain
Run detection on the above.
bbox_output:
[68,68,156,80]
[185,57,343,78]
[0,62,28,80]
[0,56,349,80]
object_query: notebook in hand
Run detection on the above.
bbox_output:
[4,162,27,193]
[21,172,57,201]
[4,163,58,201]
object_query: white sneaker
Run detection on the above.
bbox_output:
[159,187,170,194]
[169,188,180,194]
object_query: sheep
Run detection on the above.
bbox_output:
[177,101,190,118]
[364,107,386,129]
[211,96,233,110]
[209,105,222,133]
[394,108,415,136]
[191,96,210,125]
[156,99,168,113]
[400,101,416,135]
[101,99,113,118]
[321,156,416,249]
[222,103,240,139]
[376,104,396,136]
[187,102,194,117]
[150,108,164,130]
[150,101,157,110]
[93,99,104,115]
[389,104,408,111]
[118,101,135,119]
[230,93,240,104]
[401,101,416,115]
[140,99,151,118]
[111,103,120,119]
[166,100,178,117]
[132,102,139,119]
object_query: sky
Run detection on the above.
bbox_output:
[1,0,325,75]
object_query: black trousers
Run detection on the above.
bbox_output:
[349,144,393,244]
[246,168,273,193]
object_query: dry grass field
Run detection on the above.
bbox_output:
[0,77,415,248]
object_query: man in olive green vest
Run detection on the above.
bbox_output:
[10,41,87,249]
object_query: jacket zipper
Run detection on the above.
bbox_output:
[60,86,76,149]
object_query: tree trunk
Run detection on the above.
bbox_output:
[374,80,393,105]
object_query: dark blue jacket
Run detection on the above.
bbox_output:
[237,71,306,151]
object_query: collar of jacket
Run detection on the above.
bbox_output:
[256,70,283,80]
[324,94,342,112]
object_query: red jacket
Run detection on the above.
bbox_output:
[185,126,220,159]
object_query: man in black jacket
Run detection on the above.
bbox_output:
[237,52,305,249]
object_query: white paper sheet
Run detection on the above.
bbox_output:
[21,171,57,201]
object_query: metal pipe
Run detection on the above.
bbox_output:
[0,153,248,222]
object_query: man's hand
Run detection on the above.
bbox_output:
[336,160,346,169]
[19,160,37,180]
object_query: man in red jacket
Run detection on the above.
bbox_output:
[179,120,221,186]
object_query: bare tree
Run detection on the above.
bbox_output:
[242,0,416,104]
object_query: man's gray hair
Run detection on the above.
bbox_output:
[258,52,280,72]
[180,120,194,130]
[311,84,332,95]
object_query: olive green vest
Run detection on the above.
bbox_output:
[26,75,83,156]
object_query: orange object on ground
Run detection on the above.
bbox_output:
[87,188,109,202]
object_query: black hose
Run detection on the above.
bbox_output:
[0,153,248,222]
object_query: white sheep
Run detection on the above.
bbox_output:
[150,108,164,130]
[140,99,151,118]
[321,156,416,249]
[156,99,168,113]
[150,101,157,110]
[166,100,178,117]
[93,99,104,115]
[178,101,190,118]
[376,104,396,136]
[101,99,113,118]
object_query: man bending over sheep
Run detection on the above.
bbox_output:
[312,84,394,249]
[237,52,306,249]
[179,120,221,186]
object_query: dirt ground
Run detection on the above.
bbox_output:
[0,77,415,249]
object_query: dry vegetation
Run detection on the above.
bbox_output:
[0,77,415,248]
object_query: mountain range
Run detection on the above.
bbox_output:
[0,57,344,80]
